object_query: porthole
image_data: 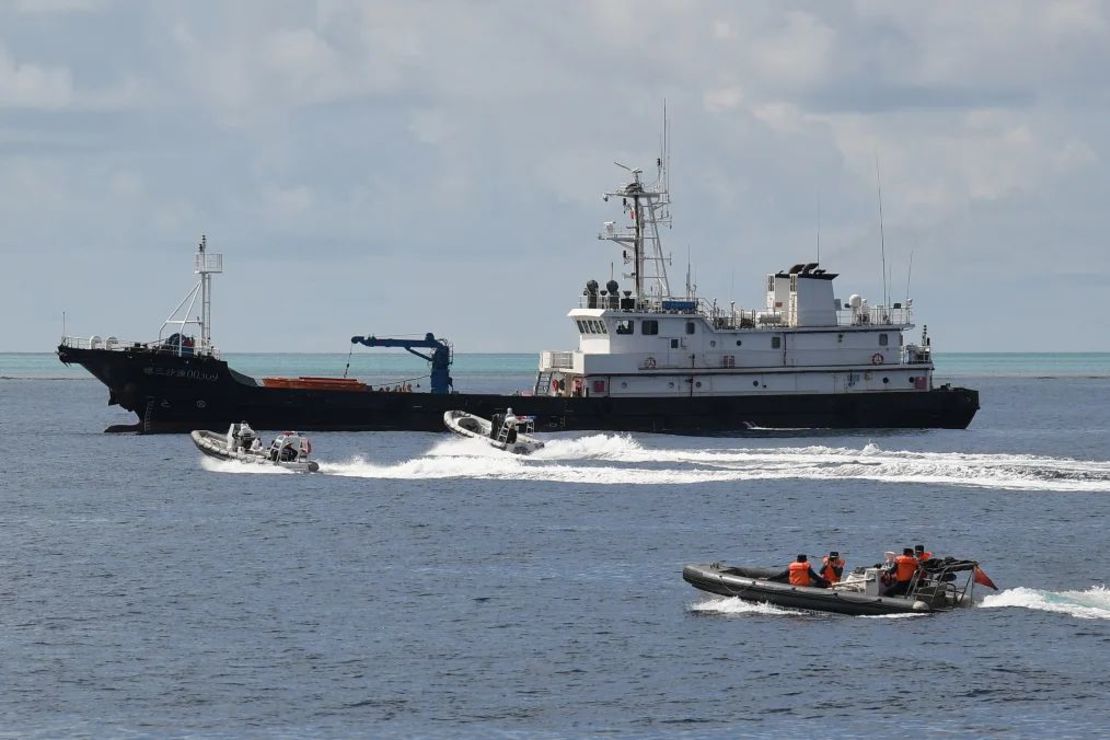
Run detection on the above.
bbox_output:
[882,377,889,384]
[695,381,702,388]
[196,400,206,408]
[908,377,916,384]
[752,380,759,387]
[621,381,628,388]
[736,340,742,346]
[709,340,716,348]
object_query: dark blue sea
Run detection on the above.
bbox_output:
[2,353,1109,738]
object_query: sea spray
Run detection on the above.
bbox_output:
[311,440,1110,491]
[981,586,1110,620]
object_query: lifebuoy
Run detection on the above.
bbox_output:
[871,353,884,365]
[644,356,657,369]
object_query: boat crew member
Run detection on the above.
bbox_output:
[886,547,920,597]
[786,554,828,588]
[914,544,933,563]
[821,551,846,584]
[502,408,519,444]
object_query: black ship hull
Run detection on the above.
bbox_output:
[58,345,979,434]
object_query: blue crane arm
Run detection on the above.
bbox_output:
[348,332,453,394]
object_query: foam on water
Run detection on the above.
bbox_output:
[689,596,927,619]
[689,596,807,617]
[198,456,294,474]
[314,438,1110,491]
[203,434,1110,491]
[532,433,643,460]
[980,586,1110,620]
[319,454,737,484]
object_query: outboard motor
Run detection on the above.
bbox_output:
[606,279,619,309]
[585,280,599,309]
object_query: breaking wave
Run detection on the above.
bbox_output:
[198,456,295,474]
[980,586,1110,620]
[689,596,807,617]
[313,435,1110,491]
[688,596,923,619]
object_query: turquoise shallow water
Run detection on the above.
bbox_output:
[7,352,1110,383]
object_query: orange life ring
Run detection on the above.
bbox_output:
[871,353,883,365]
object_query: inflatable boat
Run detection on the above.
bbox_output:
[443,409,545,455]
[191,422,320,473]
[683,557,988,616]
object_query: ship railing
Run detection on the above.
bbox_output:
[577,296,914,329]
[836,305,913,327]
[540,350,575,370]
[903,344,932,365]
[60,335,221,359]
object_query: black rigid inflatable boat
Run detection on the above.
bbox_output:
[683,558,984,617]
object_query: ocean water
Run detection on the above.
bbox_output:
[2,353,1110,737]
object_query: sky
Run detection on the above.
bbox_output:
[2,0,1109,354]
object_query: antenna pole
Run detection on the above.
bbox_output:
[199,235,211,351]
[816,192,821,263]
[905,249,914,304]
[874,156,889,311]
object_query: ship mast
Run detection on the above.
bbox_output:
[194,235,222,354]
[599,116,673,307]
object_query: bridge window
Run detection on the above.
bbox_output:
[596,321,607,334]
[642,319,659,335]
[616,320,634,335]
[576,320,587,333]
[879,333,889,346]
[685,321,695,335]
[772,336,781,349]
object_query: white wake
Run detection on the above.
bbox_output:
[689,596,924,619]
[198,456,294,474]
[311,436,1110,491]
[980,586,1110,620]
[689,596,807,617]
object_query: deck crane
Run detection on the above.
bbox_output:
[349,332,454,394]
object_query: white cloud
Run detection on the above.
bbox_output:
[0,44,73,108]
[12,0,103,13]
[704,86,744,113]
[4,2,1110,351]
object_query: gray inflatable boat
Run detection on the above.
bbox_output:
[684,558,986,616]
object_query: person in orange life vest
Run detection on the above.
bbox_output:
[784,554,829,588]
[886,547,920,596]
[821,551,846,584]
[914,544,933,563]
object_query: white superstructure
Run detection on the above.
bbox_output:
[535,150,934,401]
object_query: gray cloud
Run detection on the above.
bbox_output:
[2,1,1109,353]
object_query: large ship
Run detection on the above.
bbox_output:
[58,149,978,434]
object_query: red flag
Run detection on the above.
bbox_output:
[973,566,998,590]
